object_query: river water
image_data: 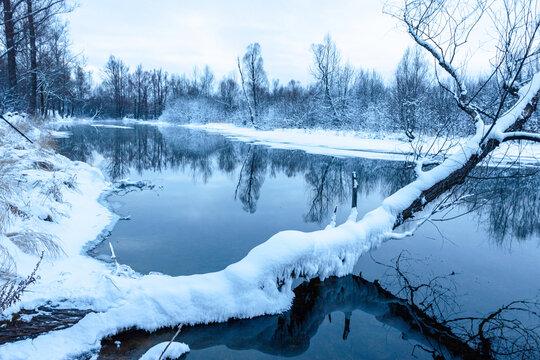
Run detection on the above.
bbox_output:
[55,122,540,360]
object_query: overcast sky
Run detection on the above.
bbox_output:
[66,0,490,85]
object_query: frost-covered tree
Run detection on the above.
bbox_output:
[219,75,239,113]
[238,43,268,125]
[311,34,342,126]
[103,55,129,118]
[200,65,215,98]
[391,47,430,140]
[310,35,358,128]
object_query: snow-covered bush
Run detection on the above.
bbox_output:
[0,113,76,312]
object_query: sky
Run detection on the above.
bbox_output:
[65,0,491,85]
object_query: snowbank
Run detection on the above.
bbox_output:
[183,123,539,165]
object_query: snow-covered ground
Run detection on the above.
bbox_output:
[139,341,190,360]
[183,123,540,165]
[0,115,117,310]
[0,114,120,357]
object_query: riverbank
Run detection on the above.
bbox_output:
[0,114,122,316]
[183,122,540,165]
[1,115,195,359]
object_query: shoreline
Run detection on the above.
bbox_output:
[0,115,122,318]
[50,118,540,165]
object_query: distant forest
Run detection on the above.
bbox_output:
[2,0,530,138]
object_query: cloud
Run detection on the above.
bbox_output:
[67,0,491,84]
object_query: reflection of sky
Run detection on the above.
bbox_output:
[56,124,539,359]
[98,165,384,276]
[65,0,494,84]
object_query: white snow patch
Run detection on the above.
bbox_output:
[91,124,133,130]
[139,342,190,360]
[182,123,540,166]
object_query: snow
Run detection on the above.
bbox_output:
[139,342,190,360]
[91,124,133,130]
[1,74,539,360]
[182,123,540,166]
[48,116,539,165]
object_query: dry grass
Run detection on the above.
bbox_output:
[63,174,77,190]
[0,244,16,281]
[0,254,42,313]
[0,173,14,232]
[33,160,57,172]
[0,156,22,231]
[6,231,64,258]
[0,115,68,310]
[36,133,57,151]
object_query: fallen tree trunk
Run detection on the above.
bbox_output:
[396,75,540,228]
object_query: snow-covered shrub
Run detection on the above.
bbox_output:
[160,97,224,124]
[0,113,76,312]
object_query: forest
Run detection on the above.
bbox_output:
[1,0,493,140]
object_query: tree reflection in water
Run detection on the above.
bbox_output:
[97,257,539,360]
[53,124,540,359]
[56,124,539,243]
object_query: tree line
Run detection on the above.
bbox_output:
[1,1,536,140]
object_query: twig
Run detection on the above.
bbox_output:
[0,115,34,144]
[159,324,183,360]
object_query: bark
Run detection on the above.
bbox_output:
[397,85,540,228]
[3,0,17,91]
[26,0,37,115]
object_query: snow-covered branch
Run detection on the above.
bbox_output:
[502,131,540,143]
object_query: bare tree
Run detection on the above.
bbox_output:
[151,68,168,118]
[103,55,129,118]
[237,56,254,126]
[1,0,70,114]
[239,43,268,125]
[391,46,430,140]
[311,34,342,126]
[380,0,540,229]
[219,74,239,113]
[199,65,214,97]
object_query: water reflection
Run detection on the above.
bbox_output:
[56,123,539,242]
[235,148,267,213]
[98,269,539,360]
[51,124,540,359]
[461,166,540,242]
[56,124,413,224]
[98,274,434,359]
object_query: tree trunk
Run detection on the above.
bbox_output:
[3,0,17,92]
[26,0,38,116]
